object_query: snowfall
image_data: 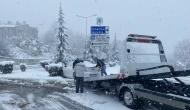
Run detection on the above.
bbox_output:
[0,61,131,110]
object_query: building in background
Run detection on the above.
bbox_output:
[0,21,38,38]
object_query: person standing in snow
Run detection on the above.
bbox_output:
[95,59,107,76]
[74,59,86,93]
[73,58,80,80]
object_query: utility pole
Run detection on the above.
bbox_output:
[76,14,97,60]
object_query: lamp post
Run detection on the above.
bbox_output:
[76,14,97,60]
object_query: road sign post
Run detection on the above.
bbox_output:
[90,17,110,59]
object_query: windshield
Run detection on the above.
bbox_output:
[126,42,161,63]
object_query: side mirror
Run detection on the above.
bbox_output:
[127,49,130,53]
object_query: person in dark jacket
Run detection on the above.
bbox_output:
[73,58,80,69]
[74,60,86,93]
[95,59,107,76]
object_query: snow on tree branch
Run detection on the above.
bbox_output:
[53,3,70,65]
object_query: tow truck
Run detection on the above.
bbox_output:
[84,34,190,110]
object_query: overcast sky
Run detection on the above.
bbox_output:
[0,0,190,54]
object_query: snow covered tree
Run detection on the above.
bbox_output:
[54,3,69,65]
[67,31,85,57]
[0,39,10,56]
[83,42,90,61]
[101,44,109,63]
[110,34,120,63]
[42,22,58,53]
[84,41,94,62]
[170,39,190,70]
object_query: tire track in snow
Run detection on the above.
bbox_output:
[51,92,93,110]
[0,84,92,110]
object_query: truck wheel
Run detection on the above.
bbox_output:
[123,89,142,109]
[92,81,99,92]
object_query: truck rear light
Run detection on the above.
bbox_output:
[137,39,150,43]
[117,74,121,79]
[121,74,125,79]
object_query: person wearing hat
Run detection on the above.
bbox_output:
[74,59,86,93]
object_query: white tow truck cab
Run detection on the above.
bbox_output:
[120,34,170,77]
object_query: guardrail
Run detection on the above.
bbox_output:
[0,56,48,65]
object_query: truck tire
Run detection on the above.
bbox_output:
[123,89,142,109]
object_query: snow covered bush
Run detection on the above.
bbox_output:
[0,41,11,56]
[109,62,116,67]
[109,34,120,64]
[45,63,64,77]
[0,61,14,74]
[9,33,42,57]
[170,39,190,70]
[40,60,51,69]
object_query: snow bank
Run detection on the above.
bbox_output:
[106,65,120,75]
[109,62,116,67]
[0,61,14,66]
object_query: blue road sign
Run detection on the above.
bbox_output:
[91,26,109,34]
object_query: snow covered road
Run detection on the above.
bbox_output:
[0,64,182,110]
[0,84,92,110]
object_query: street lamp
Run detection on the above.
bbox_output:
[76,14,97,60]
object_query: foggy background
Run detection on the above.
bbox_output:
[0,0,190,54]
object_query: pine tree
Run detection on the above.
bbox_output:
[111,33,120,63]
[54,3,69,65]
[83,41,94,62]
[101,44,109,62]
